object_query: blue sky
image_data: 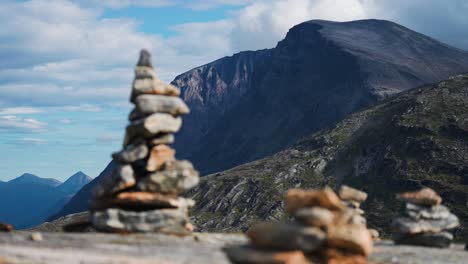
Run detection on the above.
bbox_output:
[1,0,467,181]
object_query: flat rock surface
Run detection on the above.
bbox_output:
[0,232,467,264]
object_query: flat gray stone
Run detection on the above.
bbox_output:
[91,208,190,234]
[137,49,152,68]
[131,79,180,102]
[294,207,334,227]
[137,160,199,194]
[405,203,452,220]
[92,165,136,198]
[112,142,148,164]
[149,133,174,146]
[392,214,459,234]
[134,94,189,117]
[123,113,181,146]
[135,66,156,79]
[247,222,325,253]
[394,231,453,248]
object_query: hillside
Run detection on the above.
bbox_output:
[188,74,468,237]
[172,19,468,175]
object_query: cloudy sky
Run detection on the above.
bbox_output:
[1,0,467,181]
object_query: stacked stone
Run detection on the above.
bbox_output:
[392,187,459,248]
[338,185,379,241]
[0,222,14,232]
[90,50,199,235]
[225,187,373,264]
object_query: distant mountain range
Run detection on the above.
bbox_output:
[0,172,92,229]
[49,19,468,225]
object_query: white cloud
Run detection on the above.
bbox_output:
[0,115,47,133]
[14,138,48,145]
[0,107,43,115]
[96,133,121,144]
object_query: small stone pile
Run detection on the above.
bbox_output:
[392,187,459,248]
[338,185,379,241]
[90,50,199,235]
[225,187,373,264]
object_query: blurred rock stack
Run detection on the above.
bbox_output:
[90,50,199,235]
[338,185,379,241]
[225,187,373,264]
[392,188,459,248]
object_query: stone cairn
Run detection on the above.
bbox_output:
[338,185,379,241]
[391,187,459,248]
[225,187,373,264]
[90,49,199,234]
[0,222,14,232]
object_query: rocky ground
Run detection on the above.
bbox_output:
[0,232,466,264]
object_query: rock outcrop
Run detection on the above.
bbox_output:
[89,50,199,234]
[392,188,459,248]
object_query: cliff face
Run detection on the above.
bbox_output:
[188,74,468,237]
[173,19,468,175]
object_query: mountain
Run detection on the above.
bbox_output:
[188,73,468,237]
[8,173,62,187]
[48,162,115,221]
[0,172,91,229]
[48,19,468,221]
[172,19,468,175]
[56,171,92,194]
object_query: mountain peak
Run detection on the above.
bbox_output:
[56,171,92,195]
[9,173,62,187]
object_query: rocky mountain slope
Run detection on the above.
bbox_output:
[0,172,91,229]
[173,19,468,175]
[49,19,468,222]
[188,74,468,237]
